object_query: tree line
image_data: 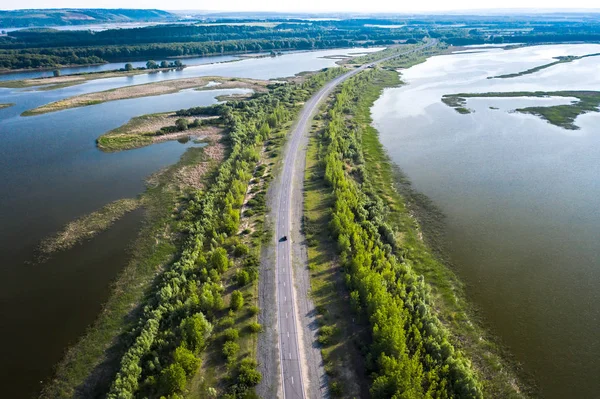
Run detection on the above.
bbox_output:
[316,68,483,398]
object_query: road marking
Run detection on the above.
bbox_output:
[287,332,290,338]
[286,313,288,319]
[292,377,294,385]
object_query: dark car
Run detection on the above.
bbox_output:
[280,235,287,242]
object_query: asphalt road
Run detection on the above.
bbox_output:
[273,40,436,399]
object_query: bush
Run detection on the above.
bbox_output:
[236,269,250,286]
[175,118,189,131]
[237,358,262,386]
[318,325,337,346]
[223,327,239,341]
[160,363,186,395]
[231,290,244,310]
[248,322,262,333]
[222,341,239,363]
[233,243,249,257]
[248,305,259,316]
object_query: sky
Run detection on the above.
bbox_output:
[3,0,600,12]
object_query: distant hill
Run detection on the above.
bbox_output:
[0,9,176,28]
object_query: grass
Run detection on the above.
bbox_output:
[40,198,141,254]
[488,52,600,79]
[0,103,14,109]
[442,91,600,129]
[40,143,223,399]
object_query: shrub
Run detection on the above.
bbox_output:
[231,290,244,310]
[318,325,337,346]
[223,327,239,342]
[237,358,262,386]
[175,118,189,131]
[160,363,186,395]
[248,305,259,316]
[248,322,262,333]
[222,341,239,363]
[233,243,249,257]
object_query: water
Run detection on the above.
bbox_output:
[371,44,600,398]
[0,54,240,82]
[0,46,383,398]
[0,47,383,82]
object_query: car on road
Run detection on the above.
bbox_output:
[280,235,287,242]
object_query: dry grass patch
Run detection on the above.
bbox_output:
[40,198,141,254]
[23,76,269,116]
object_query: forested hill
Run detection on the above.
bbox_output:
[0,9,175,28]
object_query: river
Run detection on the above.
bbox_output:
[0,46,383,398]
[371,43,600,398]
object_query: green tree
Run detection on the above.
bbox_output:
[175,118,189,131]
[238,358,262,386]
[160,363,186,394]
[209,247,229,273]
[146,60,158,69]
[173,346,200,376]
[231,290,244,310]
[160,60,169,68]
[53,69,60,77]
[181,313,213,353]
[124,63,133,71]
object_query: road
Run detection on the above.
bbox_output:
[273,40,437,399]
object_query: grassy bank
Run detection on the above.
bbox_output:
[0,102,14,109]
[443,91,600,129]
[21,76,267,116]
[97,112,222,152]
[40,136,225,399]
[40,198,141,255]
[305,67,531,398]
[488,52,600,79]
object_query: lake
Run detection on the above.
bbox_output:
[371,44,600,398]
[0,46,383,398]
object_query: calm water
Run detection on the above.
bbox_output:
[371,44,600,398]
[0,46,382,398]
[0,54,240,81]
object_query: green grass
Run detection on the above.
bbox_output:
[96,112,171,152]
[489,52,600,79]
[443,91,600,129]
[0,103,14,109]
